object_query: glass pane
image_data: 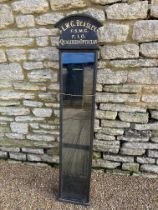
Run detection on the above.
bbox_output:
[60,52,96,203]
[61,148,89,202]
[61,52,95,96]
[62,96,93,146]
[62,148,89,176]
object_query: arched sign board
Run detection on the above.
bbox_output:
[55,14,102,49]
[56,15,102,206]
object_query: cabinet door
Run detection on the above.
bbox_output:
[59,52,96,204]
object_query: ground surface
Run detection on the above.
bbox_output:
[0,160,158,210]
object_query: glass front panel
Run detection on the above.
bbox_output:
[60,52,96,203]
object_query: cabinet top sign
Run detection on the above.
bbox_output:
[55,14,102,50]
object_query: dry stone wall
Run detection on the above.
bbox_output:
[0,0,158,175]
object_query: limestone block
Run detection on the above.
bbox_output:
[0,151,7,158]
[16,15,35,28]
[36,13,64,25]
[27,134,55,141]
[126,129,150,140]
[151,0,158,4]
[122,163,139,172]
[10,122,28,134]
[123,142,158,150]
[100,103,146,113]
[15,116,44,122]
[23,100,43,107]
[101,44,139,59]
[0,29,28,38]
[36,37,49,47]
[33,129,59,135]
[0,107,30,116]
[41,154,59,163]
[0,90,35,100]
[106,2,148,20]
[95,110,117,120]
[29,123,39,129]
[120,148,145,156]
[82,8,105,22]
[97,69,127,84]
[137,157,155,164]
[0,38,34,47]
[94,125,101,134]
[69,8,105,22]
[103,85,141,93]
[96,84,102,92]
[50,37,59,46]
[93,151,101,159]
[0,63,24,81]
[0,134,5,138]
[148,150,158,158]
[50,0,87,11]
[32,108,53,117]
[27,154,41,162]
[0,116,13,122]
[103,154,134,162]
[95,133,115,141]
[23,62,43,70]
[38,92,56,101]
[143,86,158,94]
[128,68,158,84]
[28,47,58,61]
[14,83,46,91]
[0,101,20,107]
[151,138,158,143]
[39,124,58,130]
[140,43,158,58]
[0,4,14,29]
[0,0,11,1]
[119,112,149,123]
[43,61,58,69]
[28,70,57,83]
[22,148,44,154]
[6,49,26,62]
[101,127,124,135]
[118,136,149,142]
[140,164,158,174]
[102,120,130,128]
[0,126,10,133]
[0,138,52,148]
[142,95,158,103]
[29,28,58,37]
[12,0,49,14]
[0,50,6,63]
[93,140,120,153]
[0,147,20,152]
[54,109,60,118]
[0,80,12,89]
[91,0,120,5]
[133,123,158,131]
[5,133,25,140]
[96,93,140,103]
[109,59,158,68]
[48,83,59,91]
[10,152,26,161]
[151,4,158,18]
[133,20,158,42]
[92,159,120,169]
[151,111,158,120]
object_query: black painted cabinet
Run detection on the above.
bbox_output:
[59,52,97,204]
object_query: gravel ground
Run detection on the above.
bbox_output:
[0,160,158,210]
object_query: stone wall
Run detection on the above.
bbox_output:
[0,0,158,175]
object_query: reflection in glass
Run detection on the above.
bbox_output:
[60,52,95,203]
